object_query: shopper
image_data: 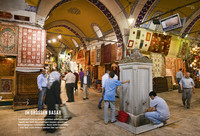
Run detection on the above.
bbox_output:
[79,68,84,89]
[44,68,62,133]
[37,68,47,110]
[145,91,170,128]
[102,71,129,124]
[179,72,195,109]
[74,71,79,91]
[82,71,92,100]
[176,68,183,93]
[98,70,118,109]
[64,70,76,102]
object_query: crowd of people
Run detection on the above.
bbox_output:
[36,66,196,133]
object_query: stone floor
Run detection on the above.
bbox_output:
[0,80,200,136]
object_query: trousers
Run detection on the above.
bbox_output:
[182,88,192,108]
[145,111,168,125]
[104,101,116,123]
[38,87,46,110]
[83,84,89,98]
[177,78,182,93]
[66,83,74,102]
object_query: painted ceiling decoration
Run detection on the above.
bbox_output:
[135,0,157,26]
[45,0,123,43]
[88,0,123,43]
[182,14,200,38]
[115,0,138,18]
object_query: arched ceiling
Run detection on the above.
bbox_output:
[43,0,114,49]
[47,26,82,49]
[117,0,200,37]
[31,0,200,55]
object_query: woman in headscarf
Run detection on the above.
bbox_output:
[44,68,62,133]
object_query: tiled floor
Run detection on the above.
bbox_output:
[0,81,200,136]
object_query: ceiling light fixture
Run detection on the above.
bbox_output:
[58,35,62,39]
[128,18,134,27]
[52,39,56,43]
[48,40,51,43]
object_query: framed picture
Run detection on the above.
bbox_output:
[136,30,141,39]
[146,32,151,41]
[1,78,13,94]
[127,40,134,48]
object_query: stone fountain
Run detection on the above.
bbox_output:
[118,49,153,134]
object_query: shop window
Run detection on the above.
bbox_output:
[72,39,79,47]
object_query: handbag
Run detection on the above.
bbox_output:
[59,104,71,120]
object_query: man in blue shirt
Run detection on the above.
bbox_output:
[102,71,130,124]
[145,91,170,128]
[37,69,47,110]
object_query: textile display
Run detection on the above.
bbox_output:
[77,49,85,64]
[98,66,105,80]
[165,57,186,84]
[151,53,164,77]
[127,28,152,51]
[100,44,105,65]
[0,23,18,55]
[104,44,111,64]
[85,51,90,66]
[176,58,186,75]
[148,33,171,55]
[90,49,96,65]
[111,43,117,63]
[17,27,46,68]
[166,57,176,84]
[0,58,15,76]
[96,47,101,65]
[177,40,190,59]
[116,45,123,61]
[1,78,13,93]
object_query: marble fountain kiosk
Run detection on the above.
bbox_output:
[117,49,154,134]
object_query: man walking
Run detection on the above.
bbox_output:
[79,68,84,89]
[179,72,195,109]
[102,71,130,124]
[82,71,92,100]
[64,70,76,102]
[176,68,183,93]
[145,91,170,128]
[37,69,47,110]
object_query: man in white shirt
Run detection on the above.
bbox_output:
[179,72,195,109]
[176,68,183,93]
[145,91,170,128]
[64,70,76,102]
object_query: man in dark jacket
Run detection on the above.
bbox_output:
[82,71,92,100]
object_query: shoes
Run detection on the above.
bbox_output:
[98,106,102,109]
[163,121,167,124]
[66,100,72,102]
[86,98,89,99]
[153,122,164,128]
[67,117,72,120]
[104,122,108,125]
[83,98,86,100]
[183,102,185,107]
[187,107,190,109]
[111,120,117,123]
